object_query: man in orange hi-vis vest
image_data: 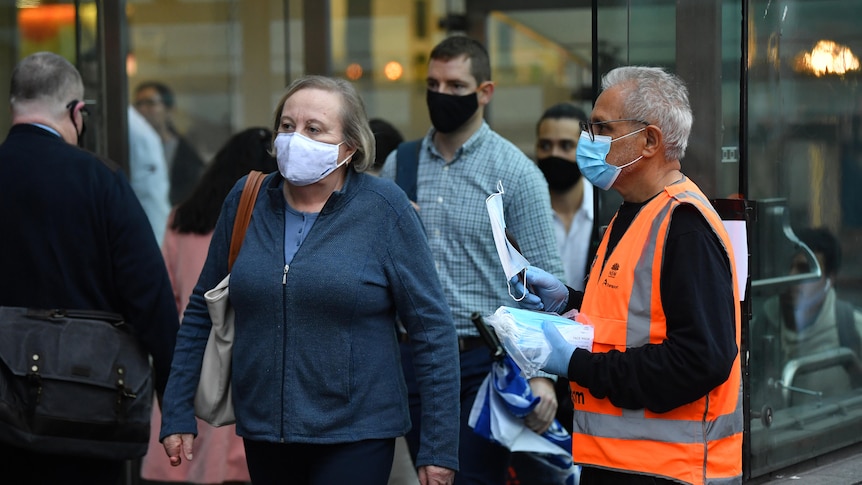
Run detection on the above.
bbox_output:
[509,66,742,485]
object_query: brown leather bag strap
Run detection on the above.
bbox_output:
[228,170,266,271]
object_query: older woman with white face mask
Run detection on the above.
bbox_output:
[159,75,460,485]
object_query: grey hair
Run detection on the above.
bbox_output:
[270,75,375,172]
[602,66,692,161]
[10,51,83,114]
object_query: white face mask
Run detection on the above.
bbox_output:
[485,181,531,301]
[275,132,351,186]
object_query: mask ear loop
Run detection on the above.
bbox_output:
[335,141,356,167]
[507,267,528,301]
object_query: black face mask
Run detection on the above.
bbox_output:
[537,156,582,192]
[426,90,478,134]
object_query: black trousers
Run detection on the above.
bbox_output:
[243,438,395,485]
[580,466,677,484]
[0,443,125,485]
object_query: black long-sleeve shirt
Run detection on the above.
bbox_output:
[565,200,737,413]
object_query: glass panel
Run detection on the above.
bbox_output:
[593,1,678,228]
[77,1,102,154]
[483,8,593,156]
[328,0,448,141]
[720,2,743,199]
[592,0,742,210]
[326,2,595,156]
[746,0,862,477]
[16,2,78,58]
[285,0,304,79]
[128,0,287,164]
[0,1,13,136]
[0,1,110,154]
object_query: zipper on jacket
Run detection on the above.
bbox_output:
[282,264,289,284]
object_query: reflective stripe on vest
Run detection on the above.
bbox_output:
[572,178,742,485]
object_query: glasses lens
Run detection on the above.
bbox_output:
[579,121,594,141]
[134,99,160,108]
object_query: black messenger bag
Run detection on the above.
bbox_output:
[0,306,153,459]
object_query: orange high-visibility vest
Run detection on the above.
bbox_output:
[572,178,742,485]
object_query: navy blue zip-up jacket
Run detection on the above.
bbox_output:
[160,170,460,471]
[0,124,179,395]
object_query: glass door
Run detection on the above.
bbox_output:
[745,0,862,477]
[462,1,594,158]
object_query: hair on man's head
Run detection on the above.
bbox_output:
[430,35,491,84]
[536,102,588,134]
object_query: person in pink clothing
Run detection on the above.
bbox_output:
[140,127,278,485]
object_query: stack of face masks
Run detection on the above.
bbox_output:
[485,306,594,379]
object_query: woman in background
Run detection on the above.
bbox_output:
[140,127,278,485]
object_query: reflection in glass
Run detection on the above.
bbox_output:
[747,0,862,477]
[793,40,860,77]
[754,228,861,408]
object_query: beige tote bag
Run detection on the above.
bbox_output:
[194,170,265,426]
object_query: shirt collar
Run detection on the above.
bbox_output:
[30,123,61,138]
[424,120,491,164]
[581,180,595,221]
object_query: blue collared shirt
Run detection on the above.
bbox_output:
[383,122,565,336]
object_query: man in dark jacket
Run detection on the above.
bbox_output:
[0,51,179,484]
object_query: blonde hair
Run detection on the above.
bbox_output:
[270,75,375,172]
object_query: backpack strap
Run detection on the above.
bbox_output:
[229,170,266,271]
[836,299,861,356]
[395,139,422,202]
[835,299,862,387]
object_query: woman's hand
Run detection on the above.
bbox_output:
[418,465,455,485]
[162,433,195,466]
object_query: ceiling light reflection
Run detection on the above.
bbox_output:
[794,40,860,77]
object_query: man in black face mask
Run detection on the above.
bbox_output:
[380,36,565,484]
[534,103,594,292]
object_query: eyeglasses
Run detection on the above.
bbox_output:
[134,98,161,108]
[579,119,649,142]
[66,99,90,117]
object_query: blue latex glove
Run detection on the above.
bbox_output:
[508,265,569,314]
[541,321,577,379]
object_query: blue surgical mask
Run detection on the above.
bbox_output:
[575,129,645,190]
